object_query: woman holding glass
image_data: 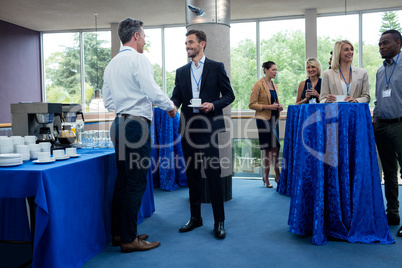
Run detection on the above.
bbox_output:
[249,61,284,188]
[295,57,322,105]
[320,40,370,103]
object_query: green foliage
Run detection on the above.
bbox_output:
[230,39,257,109]
[45,11,400,109]
[363,43,384,105]
[45,32,111,105]
[380,11,402,33]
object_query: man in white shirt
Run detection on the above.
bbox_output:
[102,17,176,253]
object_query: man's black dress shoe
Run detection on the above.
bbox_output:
[397,226,402,237]
[387,213,400,225]
[179,217,203,232]
[214,221,226,239]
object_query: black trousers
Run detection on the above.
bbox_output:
[180,131,225,222]
[110,116,151,243]
[374,121,402,216]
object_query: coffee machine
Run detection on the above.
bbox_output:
[11,102,62,144]
[53,104,85,147]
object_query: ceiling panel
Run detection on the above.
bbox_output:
[0,0,401,31]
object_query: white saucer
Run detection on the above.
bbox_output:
[54,155,70,161]
[68,154,81,158]
[188,104,204,108]
[0,153,22,159]
[33,157,56,164]
[0,161,23,167]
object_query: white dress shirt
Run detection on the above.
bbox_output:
[191,55,205,113]
[102,46,174,121]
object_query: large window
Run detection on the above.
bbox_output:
[42,9,402,110]
[317,14,359,71]
[362,10,402,106]
[164,27,188,97]
[144,28,163,90]
[83,31,111,112]
[43,33,81,104]
[260,18,305,107]
[230,22,257,110]
[43,31,111,112]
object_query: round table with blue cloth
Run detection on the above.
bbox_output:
[151,107,187,191]
[278,103,394,245]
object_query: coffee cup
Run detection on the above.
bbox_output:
[65,147,77,156]
[24,136,37,145]
[16,145,30,161]
[37,151,51,162]
[190,98,202,106]
[0,144,13,154]
[53,149,65,158]
[12,136,24,153]
[336,95,346,102]
[29,144,41,160]
[39,142,52,152]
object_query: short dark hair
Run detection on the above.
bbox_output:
[262,61,276,72]
[118,18,143,45]
[186,30,207,51]
[382,29,402,48]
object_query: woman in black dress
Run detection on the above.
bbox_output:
[295,57,322,105]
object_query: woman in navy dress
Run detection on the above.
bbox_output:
[249,61,284,188]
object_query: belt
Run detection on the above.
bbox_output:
[378,117,402,124]
[116,114,151,124]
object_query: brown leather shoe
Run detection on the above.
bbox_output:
[120,237,160,253]
[112,234,149,246]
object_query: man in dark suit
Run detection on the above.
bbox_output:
[171,30,235,239]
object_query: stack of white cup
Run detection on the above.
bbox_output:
[29,144,41,160]
[16,144,30,162]
[0,137,13,154]
[24,135,37,145]
[11,136,25,153]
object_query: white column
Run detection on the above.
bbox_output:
[110,23,120,58]
[305,8,317,59]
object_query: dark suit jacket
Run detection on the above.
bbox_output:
[171,57,235,133]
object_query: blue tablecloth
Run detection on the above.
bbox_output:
[0,148,155,268]
[151,107,187,191]
[278,103,394,245]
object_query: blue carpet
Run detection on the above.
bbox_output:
[83,179,401,268]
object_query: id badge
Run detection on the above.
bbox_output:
[382,89,391,98]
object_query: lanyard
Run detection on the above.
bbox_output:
[119,49,131,53]
[384,52,400,90]
[339,66,351,95]
[191,66,202,91]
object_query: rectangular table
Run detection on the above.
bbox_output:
[278,103,394,245]
[0,148,155,267]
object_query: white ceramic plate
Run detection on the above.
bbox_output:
[54,155,70,161]
[188,104,204,108]
[33,157,56,164]
[68,154,81,158]
[0,161,23,167]
[0,153,22,159]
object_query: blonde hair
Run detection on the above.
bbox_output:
[331,40,354,70]
[305,57,322,78]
